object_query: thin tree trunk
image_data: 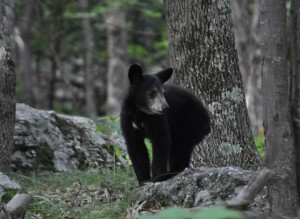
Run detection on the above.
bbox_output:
[261,0,298,216]
[79,0,97,118]
[231,0,262,134]
[21,0,34,106]
[291,0,300,200]
[106,6,128,115]
[164,0,260,169]
[48,55,56,109]
[0,0,16,174]
[46,2,64,110]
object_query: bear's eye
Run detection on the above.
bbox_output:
[148,90,156,98]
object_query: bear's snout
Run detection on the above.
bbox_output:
[161,103,169,113]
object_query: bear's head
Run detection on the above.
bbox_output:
[127,64,173,115]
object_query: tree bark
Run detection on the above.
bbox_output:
[106,6,128,115]
[231,0,262,134]
[261,0,298,216]
[79,0,97,119]
[164,0,260,169]
[0,0,16,174]
[291,0,300,200]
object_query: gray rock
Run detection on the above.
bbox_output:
[134,167,268,210]
[12,104,122,172]
[0,172,21,201]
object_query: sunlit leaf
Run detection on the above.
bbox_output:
[115,148,121,158]
[192,206,244,219]
[140,207,191,219]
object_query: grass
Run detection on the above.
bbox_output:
[12,167,137,219]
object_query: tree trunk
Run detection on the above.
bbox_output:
[231,0,262,134]
[48,55,56,109]
[291,0,300,201]
[79,0,97,119]
[46,2,64,110]
[21,0,34,106]
[164,0,260,169]
[106,6,128,115]
[0,0,16,174]
[261,0,298,216]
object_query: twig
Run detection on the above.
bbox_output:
[226,168,275,210]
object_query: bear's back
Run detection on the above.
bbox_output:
[163,83,210,141]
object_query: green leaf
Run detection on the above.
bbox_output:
[128,44,149,57]
[142,9,162,18]
[108,116,119,122]
[140,207,191,219]
[125,154,132,165]
[144,138,153,160]
[192,206,244,219]
[115,148,121,159]
[96,126,108,132]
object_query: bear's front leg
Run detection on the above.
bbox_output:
[121,113,151,185]
[143,115,172,182]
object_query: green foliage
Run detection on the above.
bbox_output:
[96,115,121,134]
[140,206,244,219]
[254,134,265,158]
[96,115,133,166]
[15,0,169,113]
[192,206,244,219]
[142,9,163,18]
[96,115,154,166]
[128,43,150,59]
[1,190,18,203]
[145,138,153,161]
[140,207,190,219]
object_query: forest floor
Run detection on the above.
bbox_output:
[12,167,137,219]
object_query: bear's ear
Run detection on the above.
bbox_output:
[128,64,143,84]
[155,67,173,84]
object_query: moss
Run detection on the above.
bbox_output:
[36,142,55,170]
[221,86,244,103]
[54,114,73,135]
[219,142,242,157]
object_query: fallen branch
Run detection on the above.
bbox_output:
[190,168,289,219]
[226,168,275,210]
[0,193,33,219]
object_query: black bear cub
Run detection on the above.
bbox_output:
[121,64,210,185]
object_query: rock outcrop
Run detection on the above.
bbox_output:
[12,104,125,172]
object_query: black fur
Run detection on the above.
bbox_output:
[121,64,210,185]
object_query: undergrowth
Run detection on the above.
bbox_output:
[12,167,137,219]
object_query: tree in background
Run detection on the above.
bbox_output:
[12,0,168,116]
[106,5,128,116]
[0,0,16,173]
[231,0,262,134]
[20,0,34,106]
[79,0,97,118]
[164,0,260,169]
[261,0,298,215]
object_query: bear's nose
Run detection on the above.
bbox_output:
[162,104,169,113]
